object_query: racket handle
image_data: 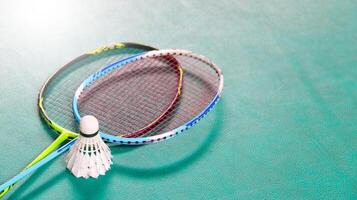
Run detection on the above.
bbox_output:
[0,139,76,196]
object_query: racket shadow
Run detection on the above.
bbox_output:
[109,99,224,179]
[9,100,224,199]
[7,158,63,200]
[8,147,136,200]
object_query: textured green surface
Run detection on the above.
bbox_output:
[0,0,356,199]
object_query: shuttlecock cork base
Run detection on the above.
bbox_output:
[66,115,113,178]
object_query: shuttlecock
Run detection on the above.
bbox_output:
[66,115,113,178]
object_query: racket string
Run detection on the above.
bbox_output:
[80,65,176,114]
[81,75,178,133]
[78,56,182,136]
[139,55,220,136]
[42,48,222,144]
[76,53,220,138]
[43,48,147,131]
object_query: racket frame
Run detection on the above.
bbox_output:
[73,49,224,145]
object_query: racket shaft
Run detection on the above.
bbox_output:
[26,133,69,168]
[0,139,75,192]
[0,133,70,198]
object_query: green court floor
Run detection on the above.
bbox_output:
[0,0,356,199]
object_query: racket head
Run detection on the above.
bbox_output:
[73,49,224,144]
[38,42,157,139]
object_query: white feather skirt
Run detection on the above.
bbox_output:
[66,134,113,178]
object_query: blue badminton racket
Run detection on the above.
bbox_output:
[0,49,224,195]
